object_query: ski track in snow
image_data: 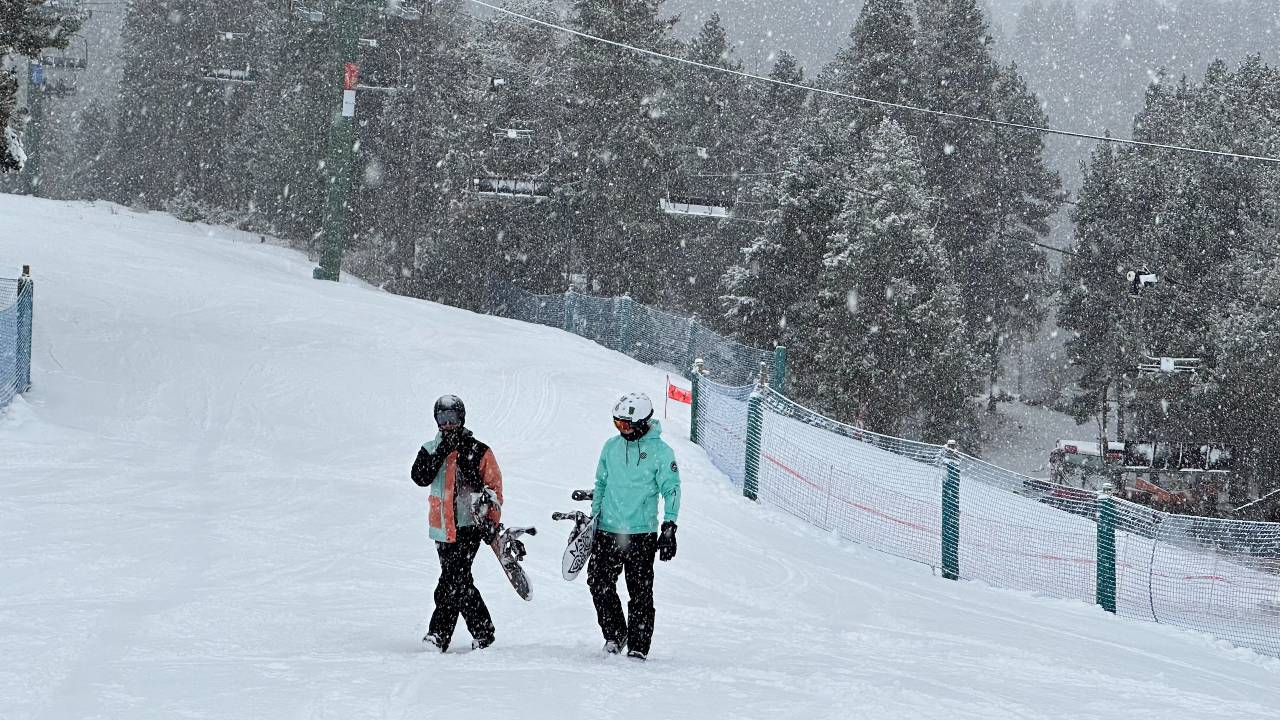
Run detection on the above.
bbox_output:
[2,196,1279,720]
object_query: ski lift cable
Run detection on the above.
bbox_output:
[463,0,1280,167]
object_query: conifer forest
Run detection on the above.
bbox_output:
[5,0,1280,515]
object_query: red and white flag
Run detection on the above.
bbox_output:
[667,380,692,405]
[664,375,691,418]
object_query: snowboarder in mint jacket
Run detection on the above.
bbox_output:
[588,391,681,660]
[411,395,504,653]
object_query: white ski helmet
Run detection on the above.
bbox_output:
[612,392,654,423]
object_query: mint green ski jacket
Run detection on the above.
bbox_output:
[591,420,681,535]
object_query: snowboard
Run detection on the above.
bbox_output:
[552,489,597,581]
[472,489,536,601]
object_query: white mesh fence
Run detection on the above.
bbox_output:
[953,453,1098,605]
[693,382,1280,659]
[695,379,752,489]
[1113,502,1280,657]
[758,389,944,568]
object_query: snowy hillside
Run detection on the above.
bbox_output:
[2,194,1279,720]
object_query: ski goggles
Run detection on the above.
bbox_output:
[435,408,464,429]
[613,417,637,433]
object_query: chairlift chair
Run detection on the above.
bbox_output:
[40,38,89,71]
[203,31,258,85]
[1137,355,1203,376]
[471,122,552,203]
[472,176,550,202]
[659,144,776,223]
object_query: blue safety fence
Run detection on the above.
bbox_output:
[489,283,785,388]
[0,270,34,412]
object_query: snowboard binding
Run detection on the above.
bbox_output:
[553,489,598,581]
[471,488,537,601]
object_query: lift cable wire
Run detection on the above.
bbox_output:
[464,0,1280,166]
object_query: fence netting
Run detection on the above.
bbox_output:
[1113,502,1280,656]
[490,281,1280,658]
[758,388,944,568]
[953,452,1098,606]
[1,278,28,411]
[695,383,1280,659]
[491,283,777,386]
[695,379,752,489]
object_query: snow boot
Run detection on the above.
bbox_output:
[626,649,647,661]
[472,635,495,651]
[422,633,447,653]
[603,640,623,655]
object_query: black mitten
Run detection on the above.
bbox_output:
[658,521,677,561]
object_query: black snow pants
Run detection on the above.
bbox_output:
[587,530,658,655]
[428,525,495,649]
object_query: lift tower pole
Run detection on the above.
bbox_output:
[314,0,363,282]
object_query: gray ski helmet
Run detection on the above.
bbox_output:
[434,395,466,428]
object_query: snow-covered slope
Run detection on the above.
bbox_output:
[2,195,1278,720]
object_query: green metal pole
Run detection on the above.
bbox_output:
[314,2,362,282]
[1096,490,1118,613]
[744,390,764,501]
[689,359,704,444]
[771,345,788,394]
[942,440,961,581]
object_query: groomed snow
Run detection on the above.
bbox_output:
[2,194,1278,720]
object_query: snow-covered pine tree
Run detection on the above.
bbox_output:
[114,1,224,207]
[1057,141,1140,434]
[67,98,115,200]
[719,114,857,396]
[813,118,974,441]
[821,0,921,140]
[1213,265,1280,498]
[559,0,678,300]
[664,12,753,313]
[748,51,807,170]
[222,0,290,229]
[365,0,486,304]
[460,0,569,298]
[1,0,83,173]
[915,0,1061,408]
[976,64,1062,409]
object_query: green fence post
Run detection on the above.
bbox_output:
[771,345,788,394]
[689,359,704,444]
[1096,486,1118,614]
[617,295,634,355]
[744,388,764,502]
[17,265,33,392]
[563,290,575,334]
[941,440,961,581]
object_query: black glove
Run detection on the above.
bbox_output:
[657,521,677,561]
[437,432,459,455]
